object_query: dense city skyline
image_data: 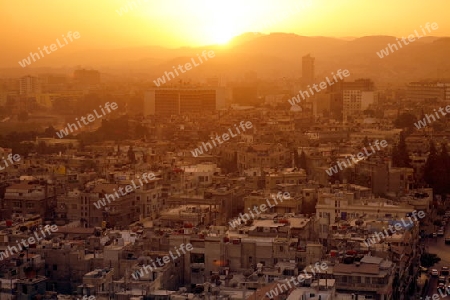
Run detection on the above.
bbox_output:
[1,1,450,299]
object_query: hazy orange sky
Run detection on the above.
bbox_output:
[2,0,449,51]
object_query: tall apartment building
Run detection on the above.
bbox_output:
[407,81,450,102]
[321,78,375,121]
[136,178,163,220]
[19,75,40,95]
[79,183,139,227]
[4,183,56,219]
[302,54,315,87]
[343,90,362,121]
[144,87,227,116]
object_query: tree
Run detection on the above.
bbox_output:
[362,136,369,147]
[434,143,450,195]
[439,143,450,171]
[423,140,440,192]
[392,132,411,168]
[78,139,85,151]
[127,146,136,163]
[420,253,441,268]
[299,151,307,171]
[135,124,148,139]
[44,126,56,137]
[433,219,443,227]
[293,148,299,168]
[394,112,417,130]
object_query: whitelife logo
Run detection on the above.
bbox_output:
[56,102,118,138]
[428,287,450,300]
[288,69,350,106]
[0,154,21,171]
[376,22,439,58]
[363,210,425,247]
[228,192,290,228]
[191,121,252,157]
[132,243,194,280]
[265,261,329,299]
[18,31,81,67]
[153,50,215,87]
[93,172,156,209]
[325,140,388,176]
[78,296,96,300]
[414,105,450,129]
[0,225,58,261]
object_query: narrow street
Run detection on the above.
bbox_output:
[421,208,450,299]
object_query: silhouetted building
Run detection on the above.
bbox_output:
[302,54,315,86]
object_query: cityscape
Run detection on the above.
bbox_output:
[1,1,450,299]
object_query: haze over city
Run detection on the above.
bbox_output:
[1,1,450,300]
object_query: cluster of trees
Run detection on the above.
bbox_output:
[391,132,411,168]
[293,150,307,171]
[389,129,450,196]
[422,141,450,196]
[77,115,148,144]
[0,115,150,158]
[394,111,450,133]
[390,130,450,196]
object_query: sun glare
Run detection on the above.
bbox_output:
[187,0,263,45]
[208,23,241,45]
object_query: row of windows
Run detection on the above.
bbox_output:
[318,212,331,218]
[336,276,386,285]
[13,202,36,208]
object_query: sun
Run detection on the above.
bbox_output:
[194,1,258,45]
[204,13,248,45]
[137,0,281,46]
[209,26,239,45]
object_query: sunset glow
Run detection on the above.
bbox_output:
[1,0,448,54]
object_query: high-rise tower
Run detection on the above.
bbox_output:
[302,54,315,87]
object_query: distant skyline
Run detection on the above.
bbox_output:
[1,0,449,52]
[1,0,449,72]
